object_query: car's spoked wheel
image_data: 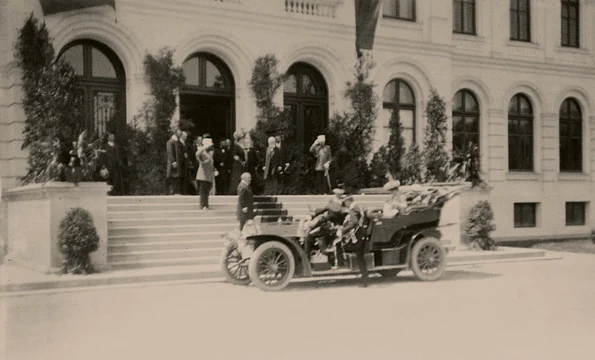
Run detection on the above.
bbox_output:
[221,243,251,285]
[248,241,295,291]
[410,237,446,281]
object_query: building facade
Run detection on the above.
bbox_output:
[1,0,594,241]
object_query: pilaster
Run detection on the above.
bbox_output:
[487,109,507,183]
[541,112,559,183]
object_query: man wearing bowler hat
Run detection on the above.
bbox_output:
[310,134,332,194]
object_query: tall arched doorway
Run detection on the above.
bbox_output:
[180,53,235,140]
[283,62,328,149]
[58,40,126,137]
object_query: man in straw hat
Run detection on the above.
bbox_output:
[337,194,369,287]
[310,134,332,194]
[196,137,216,210]
[303,185,347,258]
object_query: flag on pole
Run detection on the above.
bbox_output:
[354,0,382,57]
[39,0,116,16]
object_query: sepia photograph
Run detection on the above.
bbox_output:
[0,0,594,359]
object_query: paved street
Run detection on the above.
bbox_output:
[2,252,594,360]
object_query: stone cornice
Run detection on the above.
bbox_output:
[452,52,595,77]
[3,181,110,202]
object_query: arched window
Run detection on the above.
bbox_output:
[58,40,126,137]
[382,79,415,147]
[508,94,534,171]
[452,89,480,153]
[283,63,328,149]
[559,98,582,172]
[179,53,235,140]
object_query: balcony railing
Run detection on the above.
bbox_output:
[284,0,343,18]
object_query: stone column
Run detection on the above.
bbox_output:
[486,109,507,183]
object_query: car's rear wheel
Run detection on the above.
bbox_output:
[221,243,251,286]
[410,237,446,281]
[378,269,401,277]
[248,241,295,291]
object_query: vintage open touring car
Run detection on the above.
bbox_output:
[220,184,463,291]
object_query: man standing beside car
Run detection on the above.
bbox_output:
[237,172,254,231]
[337,195,369,287]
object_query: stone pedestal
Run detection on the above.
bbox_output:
[2,182,110,274]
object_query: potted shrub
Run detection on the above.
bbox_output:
[58,208,100,274]
[465,200,497,251]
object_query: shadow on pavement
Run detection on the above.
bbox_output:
[284,269,502,292]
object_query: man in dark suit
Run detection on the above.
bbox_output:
[214,139,230,195]
[243,137,258,181]
[263,136,281,195]
[104,132,124,195]
[179,131,190,195]
[237,172,254,231]
[337,195,369,287]
[275,135,290,194]
[166,128,183,195]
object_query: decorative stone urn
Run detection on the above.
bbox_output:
[1,181,110,273]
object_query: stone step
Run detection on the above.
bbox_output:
[108,195,276,205]
[109,231,229,243]
[109,256,220,270]
[109,239,222,253]
[108,216,236,227]
[255,209,288,216]
[108,203,236,212]
[108,248,221,263]
[108,210,236,220]
[260,215,294,223]
[108,195,238,205]
[108,224,237,237]
[254,202,283,210]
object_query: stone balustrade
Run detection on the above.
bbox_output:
[284,0,343,18]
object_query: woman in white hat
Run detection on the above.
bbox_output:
[382,180,408,217]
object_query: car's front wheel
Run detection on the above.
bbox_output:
[410,237,446,281]
[221,242,251,286]
[248,241,295,291]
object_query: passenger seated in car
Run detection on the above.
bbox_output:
[382,180,408,218]
[304,186,347,256]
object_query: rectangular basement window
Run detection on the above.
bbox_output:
[514,203,537,228]
[565,202,586,226]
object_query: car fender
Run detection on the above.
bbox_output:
[247,234,312,277]
[406,228,442,265]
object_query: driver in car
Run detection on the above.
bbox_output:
[382,180,408,218]
[304,186,347,257]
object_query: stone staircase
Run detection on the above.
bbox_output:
[107,194,455,271]
[107,195,287,270]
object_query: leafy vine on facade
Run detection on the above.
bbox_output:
[123,48,185,195]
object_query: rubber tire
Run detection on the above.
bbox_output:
[410,237,447,281]
[378,269,402,277]
[221,243,251,286]
[248,241,295,292]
